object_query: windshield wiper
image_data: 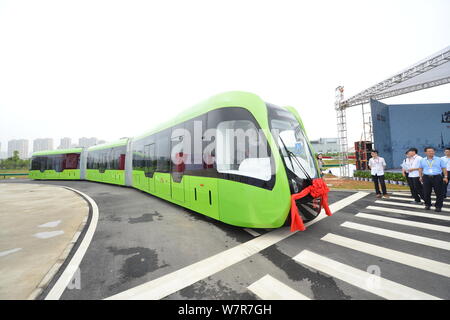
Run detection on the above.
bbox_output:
[278,136,313,182]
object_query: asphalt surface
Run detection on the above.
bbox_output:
[1,179,449,300]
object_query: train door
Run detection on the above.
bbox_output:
[170,125,186,203]
[144,143,156,193]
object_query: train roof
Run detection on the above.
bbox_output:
[134,91,266,141]
[87,138,129,151]
[32,148,83,156]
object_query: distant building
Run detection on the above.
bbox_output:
[97,140,106,145]
[78,137,98,148]
[33,138,54,153]
[8,139,29,159]
[310,137,340,154]
[0,142,5,159]
[58,137,72,149]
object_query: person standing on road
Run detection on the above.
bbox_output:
[368,150,389,199]
[404,148,424,204]
[418,147,448,212]
[401,151,412,197]
[441,147,450,199]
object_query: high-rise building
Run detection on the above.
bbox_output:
[8,139,29,159]
[33,138,54,153]
[78,137,98,148]
[58,137,72,149]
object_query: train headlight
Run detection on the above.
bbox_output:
[291,179,299,193]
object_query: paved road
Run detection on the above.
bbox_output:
[2,179,449,300]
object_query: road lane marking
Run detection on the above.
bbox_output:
[365,205,450,221]
[38,220,62,228]
[293,250,440,300]
[356,213,450,233]
[105,191,369,300]
[248,274,310,300]
[322,233,450,278]
[243,228,261,237]
[341,221,450,251]
[45,186,99,300]
[0,248,22,257]
[375,200,450,212]
[34,231,64,239]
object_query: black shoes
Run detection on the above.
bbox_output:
[435,207,442,212]
[425,206,431,210]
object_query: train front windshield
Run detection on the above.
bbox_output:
[267,105,319,180]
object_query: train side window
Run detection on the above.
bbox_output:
[156,129,170,173]
[215,119,271,181]
[65,153,80,170]
[185,114,206,174]
[132,139,144,171]
[118,146,126,170]
[171,123,187,182]
[144,143,156,177]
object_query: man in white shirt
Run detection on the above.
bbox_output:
[404,148,424,204]
[441,147,450,199]
[368,150,389,198]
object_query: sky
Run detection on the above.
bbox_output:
[0,0,449,154]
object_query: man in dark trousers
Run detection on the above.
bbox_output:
[404,148,424,204]
[441,147,450,199]
[419,147,448,212]
[368,150,389,199]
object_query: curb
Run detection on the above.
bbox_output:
[26,186,92,300]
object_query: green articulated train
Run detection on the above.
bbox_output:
[29,91,323,229]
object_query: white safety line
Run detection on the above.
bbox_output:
[247,274,310,300]
[45,186,99,300]
[293,250,440,300]
[105,191,369,300]
[391,192,444,200]
[387,196,450,203]
[341,221,450,251]
[356,212,450,233]
[34,231,65,239]
[375,200,450,212]
[0,248,22,257]
[322,233,450,278]
[243,228,261,237]
[365,205,450,221]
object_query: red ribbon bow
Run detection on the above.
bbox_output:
[290,178,332,232]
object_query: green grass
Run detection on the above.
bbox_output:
[0,169,29,179]
[0,169,29,173]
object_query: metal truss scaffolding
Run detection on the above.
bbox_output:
[335,46,450,177]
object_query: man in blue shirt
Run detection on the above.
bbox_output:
[419,147,448,212]
[441,147,450,199]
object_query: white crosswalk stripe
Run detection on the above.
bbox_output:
[365,205,450,221]
[293,250,440,300]
[375,200,450,212]
[356,212,450,233]
[247,275,310,300]
[322,233,450,278]
[341,221,450,250]
[392,192,449,200]
[387,196,450,203]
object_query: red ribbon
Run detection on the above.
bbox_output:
[290,178,332,232]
